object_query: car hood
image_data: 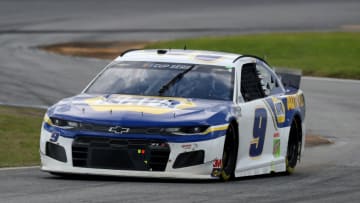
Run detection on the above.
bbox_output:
[47,94,234,127]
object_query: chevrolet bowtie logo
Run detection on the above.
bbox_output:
[108,126,130,134]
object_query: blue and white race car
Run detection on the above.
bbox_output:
[40,49,305,180]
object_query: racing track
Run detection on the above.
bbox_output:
[0,0,360,202]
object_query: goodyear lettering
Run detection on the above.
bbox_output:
[287,93,305,110]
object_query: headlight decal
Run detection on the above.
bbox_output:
[44,115,82,130]
[43,114,53,125]
[167,124,228,136]
[204,123,229,134]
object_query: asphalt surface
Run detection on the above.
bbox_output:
[0,0,360,202]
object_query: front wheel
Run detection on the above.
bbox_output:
[221,123,238,181]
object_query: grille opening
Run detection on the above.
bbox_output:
[173,150,204,169]
[72,136,170,171]
[46,142,67,163]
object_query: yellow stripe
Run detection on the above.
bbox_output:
[204,124,229,134]
[173,124,229,136]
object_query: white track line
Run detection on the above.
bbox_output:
[0,166,39,171]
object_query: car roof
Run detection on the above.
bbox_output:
[115,49,243,67]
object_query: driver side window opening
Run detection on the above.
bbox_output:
[240,63,265,102]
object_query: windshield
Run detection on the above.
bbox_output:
[85,61,234,101]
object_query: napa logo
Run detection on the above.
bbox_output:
[84,94,196,114]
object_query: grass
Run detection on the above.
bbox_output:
[0,106,45,167]
[145,32,360,79]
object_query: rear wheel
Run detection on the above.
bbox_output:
[286,120,301,174]
[221,123,238,181]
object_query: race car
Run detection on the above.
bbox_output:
[40,49,306,180]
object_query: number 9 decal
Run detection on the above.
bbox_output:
[250,108,267,157]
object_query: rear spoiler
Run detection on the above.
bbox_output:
[274,68,302,89]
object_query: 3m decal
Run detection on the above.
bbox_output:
[211,159,223,177]
[250,108,268,157]
[213,159,222,169]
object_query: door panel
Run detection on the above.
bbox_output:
[234,98,278,172]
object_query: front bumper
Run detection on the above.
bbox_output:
[40,125,226,179]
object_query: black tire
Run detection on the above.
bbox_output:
[286,120,301,174]
[221,123,238,181]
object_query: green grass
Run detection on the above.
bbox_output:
[146,32,360,79]
[0,106,45,167]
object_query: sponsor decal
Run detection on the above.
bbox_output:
[181,143,198,150]
[287,93,305,110]
[85,94,196,114]
[273,132,280,158]
[50,132,60,142]
[213,159,222,168]
[143,62,193,70]
[181,144,192,150]
[211,159,223,177]
[271,97,285,124]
